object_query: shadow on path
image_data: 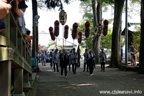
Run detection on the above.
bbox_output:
[36,62,144,96]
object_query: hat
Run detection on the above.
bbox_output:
[18,0,28,9]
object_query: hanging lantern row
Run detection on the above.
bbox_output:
[64,25,69,39]
[49,27,55,41]
[49,19,108,42]
[78,32,82,44]
[72,23,78,39]
[103,20,109,36]
[54,20,59,37]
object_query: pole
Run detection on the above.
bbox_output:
[125,0,128,65]
[63,25,64,49]
[32,23,35,58]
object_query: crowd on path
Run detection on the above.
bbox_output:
[38,48,107,79]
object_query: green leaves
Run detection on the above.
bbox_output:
[131,26,140,49]
[43,0,70,10]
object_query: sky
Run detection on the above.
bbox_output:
[25,1,84,47]
[24,1,140,47]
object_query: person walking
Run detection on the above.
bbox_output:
[58,50,61,67]
[53,49,59,72]
[92,50,96,68]
[87,50,94,76]
[71,48,78,74]
[83,49,89,72]
[59,49,69,78]
[121,46,123,61]
[130,45,137,66]
[99,48,107,72]
[68,50,72,71]
[41,51,46,66]
[50,49,54,68]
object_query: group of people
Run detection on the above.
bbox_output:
[49,48,79,78]
[0,0,27,33]
[39,48,107,78]
[83,48,107,76]
[0,0,32,46]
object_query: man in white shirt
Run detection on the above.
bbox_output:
[50,49,54,67]
[99,48,107,72]
[83,49,89,72]
[18,0,28,35]
[53,49,59,72]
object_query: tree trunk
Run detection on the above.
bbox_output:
[110,0,125,68]
[138,0,144,74]
[92,0,98,28]
[92,0,102,64]
[95,3,102,64]
[32,0,38,58]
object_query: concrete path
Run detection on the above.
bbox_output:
[36,61,144,96]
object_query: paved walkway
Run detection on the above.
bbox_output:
[36,61,144,96]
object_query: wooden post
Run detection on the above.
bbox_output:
[0,61,11,96]
[14,68,25,96]
[23,72,31,87]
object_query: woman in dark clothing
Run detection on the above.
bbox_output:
[87,50,94,76]
[59,49,69,78]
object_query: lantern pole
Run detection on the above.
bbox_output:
[65,39,66,46]
[56,37,57,49]
[62,25,65,49]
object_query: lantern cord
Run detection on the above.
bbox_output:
[65,39,66,46]
[73,39,74,48]
[86,38,87,49]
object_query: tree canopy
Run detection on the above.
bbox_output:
[39,0,70,10]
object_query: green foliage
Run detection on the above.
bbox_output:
[121,35,125,47]
[97,0,114,4]
[131,26,140,49]
[128,0,140,18]
[38,0,47,10]
[101,27,112,49]
[41,0,70,10]
[78,0,115,49]
[130,0,140,3]
[70,20,94,49]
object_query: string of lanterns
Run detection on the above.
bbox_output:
[48,10,109,45]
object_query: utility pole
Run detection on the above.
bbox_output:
[125,0,128,65]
